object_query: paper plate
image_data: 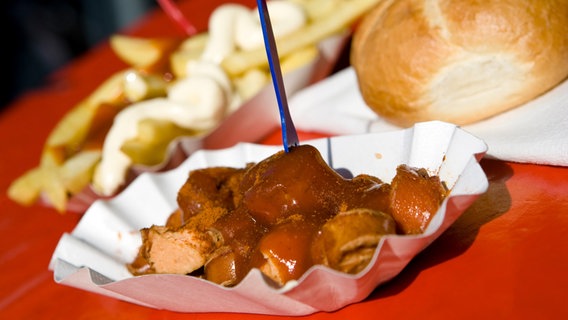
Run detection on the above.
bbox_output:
[50,121,488,315]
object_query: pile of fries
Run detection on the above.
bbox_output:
[8,0,381,212]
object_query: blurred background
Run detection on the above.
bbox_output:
[0,0,158,111]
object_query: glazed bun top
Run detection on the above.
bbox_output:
[351,0,568,127]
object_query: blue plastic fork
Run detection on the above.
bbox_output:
[256,0,300,152]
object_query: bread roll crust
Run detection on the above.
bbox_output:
[351,0,568,126]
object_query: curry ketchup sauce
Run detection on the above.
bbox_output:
[205,145,396,285]
[129,144,447,287]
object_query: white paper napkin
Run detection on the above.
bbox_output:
[290,67,568,167]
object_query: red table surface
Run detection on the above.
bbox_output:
[1,1,567,319]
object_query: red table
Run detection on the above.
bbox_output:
[1,1,567,318]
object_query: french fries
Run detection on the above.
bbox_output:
[7,0,379,212]
[9,150,102,212]
[222,0,380,76]
[8,71,126,211]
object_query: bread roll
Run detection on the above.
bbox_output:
[351,0,568,127]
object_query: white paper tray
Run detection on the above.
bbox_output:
[50,121,488,315]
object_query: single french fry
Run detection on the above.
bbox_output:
[290,0,342,21]
[40,165,67,213]
[178,32,209,52]
[7,168,44,206]
[280,44,319,73]
[233,68,268,101]
[42,101,95,164]
[110,35,180,68]
[59,150,102,195]
[121,119,199,166]
[84,70,127,107]
[44,71,126,152]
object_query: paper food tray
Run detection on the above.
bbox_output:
[50,121,488,315]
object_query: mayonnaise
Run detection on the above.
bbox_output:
[201,1,306,62]
[234,1,307,51]
[93,77,226,195]
[93,1,307,196]
[201,4,252,64]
